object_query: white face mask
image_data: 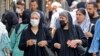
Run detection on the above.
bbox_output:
[16,8,22,14]
[30,19,39,27]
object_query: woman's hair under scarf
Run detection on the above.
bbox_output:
[59,11,76,39]
[75,8,91,33]
[31,12,41,18]
[27,11,47,41]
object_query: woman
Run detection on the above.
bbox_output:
[53,11,88,56]
[75,8,94,38]
[19,12,52,56]
[75,8,95,56]
[0,22,11,56]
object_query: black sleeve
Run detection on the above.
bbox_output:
[91,25,95,35]
[45,28,52,47]
[18,30,27,51]
[52,29,60,52]
[52,29,60,47]
[76,25,88,47]
[88,25,95,46]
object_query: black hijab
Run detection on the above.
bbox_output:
[25,12,47,42]
[59,11,76,40]
[22,9,45,25]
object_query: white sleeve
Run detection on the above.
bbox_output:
[50,14,56,28]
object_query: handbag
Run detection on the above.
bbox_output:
[74,25,86,56]
[45,46,56,56]
[77,45,86,56]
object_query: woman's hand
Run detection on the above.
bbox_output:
[38,40,48,47]
[27,39,36,46]
[93,53,97,56]
[7,54,10,56]
[67,39,82,48]
[5,48,11,56]
[54,43,61,49]
[85,32,93,39]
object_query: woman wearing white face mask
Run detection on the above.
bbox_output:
[30,13,40,28]
[19,12,52,56]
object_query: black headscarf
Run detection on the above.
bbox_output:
[19,11,52,56]
[57,11,78,56]
[25,11,47,42]
[54,11,87,56]
[59,11,76,40]
[22,9,46,25]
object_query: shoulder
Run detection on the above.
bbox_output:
[96,19,100,24]
[37,10,45,16]
[21,28,28,36]
[15,24,28,33]
[24,9,31,12]
[56,28,62,33]
[73,25,83,33]
[7,11,16,15]
[74,25,81,29]
[95,19,100,27]
[37,10,43,13]
[0,22,8,33]
[23,9,31,15]
[43,26,49,30]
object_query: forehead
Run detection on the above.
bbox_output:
[60,15,67,17]
[86,4,94,8]
[31,2,37,5]
[59,15,68,20]
[76,11,83,14]
[16,5,23,7]
[32,14,38,16]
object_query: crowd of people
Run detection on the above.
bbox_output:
[0,0,100,56]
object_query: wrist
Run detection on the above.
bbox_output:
[75,39,82,45]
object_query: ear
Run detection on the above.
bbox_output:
[36,4,38,8]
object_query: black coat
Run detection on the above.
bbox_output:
[19,24,52,56]
[53,11,88,56]
[53,25,88,56]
